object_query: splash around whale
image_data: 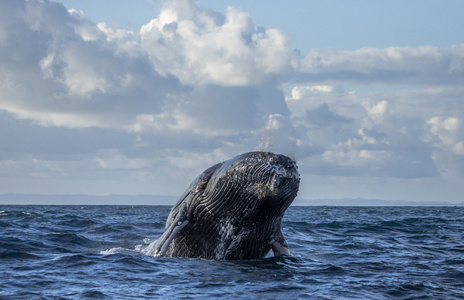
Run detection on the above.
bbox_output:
[145,151,300,260]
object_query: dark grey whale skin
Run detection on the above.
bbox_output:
[151,151,300,260]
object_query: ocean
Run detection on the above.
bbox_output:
[1,205,463,299]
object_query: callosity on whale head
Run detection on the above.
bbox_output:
[148,151,300,260]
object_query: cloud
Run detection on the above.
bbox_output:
[424,117,464,176]
[297,45,464,85]
[286,85,344,101]
[0,0,463,202]
[139,0,295,86]
[0,0,301,195]
[363,100,388,122]
[0,0,184,129]
[288,90,440,179]
[426,117,463,154]
[305,103,351,128]
[0,0,295,136]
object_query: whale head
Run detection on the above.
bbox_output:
[198,151,300,221]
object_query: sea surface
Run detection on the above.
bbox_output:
[1,205,463,299]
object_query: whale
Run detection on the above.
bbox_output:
[148,151,300,260]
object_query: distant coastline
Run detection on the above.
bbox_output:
[0,194,462,207]
[0,194,177,206]
[291,198,464,207]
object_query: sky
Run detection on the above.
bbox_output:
[1,0,464,204]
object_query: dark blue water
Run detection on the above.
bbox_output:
[1,205,463,299]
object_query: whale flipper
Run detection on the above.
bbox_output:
[150,163,224,257]
[149,202,189,256]
[271,229,290,256]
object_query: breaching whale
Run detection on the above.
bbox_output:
[149,151,300,260]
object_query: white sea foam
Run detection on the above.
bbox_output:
[100,247,138,255]
[100,238,154,255]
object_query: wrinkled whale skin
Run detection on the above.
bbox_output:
[151,151,300,260]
